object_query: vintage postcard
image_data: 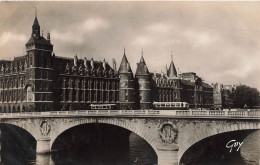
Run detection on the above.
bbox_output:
[0,1,259,165]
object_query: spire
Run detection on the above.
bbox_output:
[32,7,40,38]
[140,49,146,64]
[35,6,37,17]
[118,49,132,74]
[168,52,177,77]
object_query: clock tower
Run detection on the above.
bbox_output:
[24,11,54,111]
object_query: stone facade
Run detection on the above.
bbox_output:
[0,14,214,112]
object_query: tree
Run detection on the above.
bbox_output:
[234,85,260,108]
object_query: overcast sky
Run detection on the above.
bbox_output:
[0,2,260,90]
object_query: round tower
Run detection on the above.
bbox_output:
[118,49,136,110]
[135,53,151,109]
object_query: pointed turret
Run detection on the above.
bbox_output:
[32,7,40,38]
[118,49,136,110]
[168,54,177,78]
[135,51,151,109]
[118,50,132,74]
[136,54,149,75]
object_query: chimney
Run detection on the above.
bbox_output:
[103,59,106,69]
[91,58,94,69]
[74,55,78,66]
[112,58,117,71]
[84,57,87,67]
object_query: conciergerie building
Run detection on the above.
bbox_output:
[0,14,213,112]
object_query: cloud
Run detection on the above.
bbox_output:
[0,2,260,90]
[132,35,154,46]
[146,23,171,33]
[184,29,219,48]
[51,17,110,44]
[0,32,27,45]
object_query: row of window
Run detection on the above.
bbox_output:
[62,78,119,90]
[62,90,118,103]
[158,93,179,102]
[0,105,25,113]
[0,76,26,89]
[0,90,26,102]
[155,79,179,88]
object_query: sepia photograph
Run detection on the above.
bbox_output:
[0,1,260,165]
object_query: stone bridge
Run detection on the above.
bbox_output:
[0,110,260,165]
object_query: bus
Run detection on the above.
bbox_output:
[153,102,189,110]
[90,104,117,110]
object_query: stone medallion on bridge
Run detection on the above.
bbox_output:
[40,121,51,136]
[159,121,178,144]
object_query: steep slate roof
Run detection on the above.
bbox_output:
[202,82,213,88]
[168,60,177,77]
[33,17,40,27]
[135,55,149,75]
[54,56,113,74]
[26,15,52,46]
[118,52,133,74]
[26,36,52,45]
[181,80,195,86]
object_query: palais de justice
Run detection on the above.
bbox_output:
[0,14,213,112]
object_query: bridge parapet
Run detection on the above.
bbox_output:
[0,110,260,119]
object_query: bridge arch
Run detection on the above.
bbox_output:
[0,121,38,141]
[49,118,158,156]
[178,122,260,162]
[0,123,37,142]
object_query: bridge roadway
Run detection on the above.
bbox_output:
[0,109,260,165]
[0,109,260,119]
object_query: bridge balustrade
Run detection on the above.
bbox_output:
[248,111,260,116]
[0,109,260,118]
[121,110,133,115]
[176,111,190,116]
[134,110,146,115]
[191,111,208,116]
[228,111,246,116]
[110,110,120,114]
[209,111,225,116]
[147,110,160,115]
[97,110,109,114]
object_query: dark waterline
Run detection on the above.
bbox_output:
[0,124,157,165]
[0,125,259,165]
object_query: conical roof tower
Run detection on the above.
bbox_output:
[168,54,177,78]
[118,49,136,110]
[118,49,133,74]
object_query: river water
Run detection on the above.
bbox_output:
[0,126,259,165]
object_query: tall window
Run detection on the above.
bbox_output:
[30,56,33,66]
[40,71,42,79]
[27,86,34,102]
